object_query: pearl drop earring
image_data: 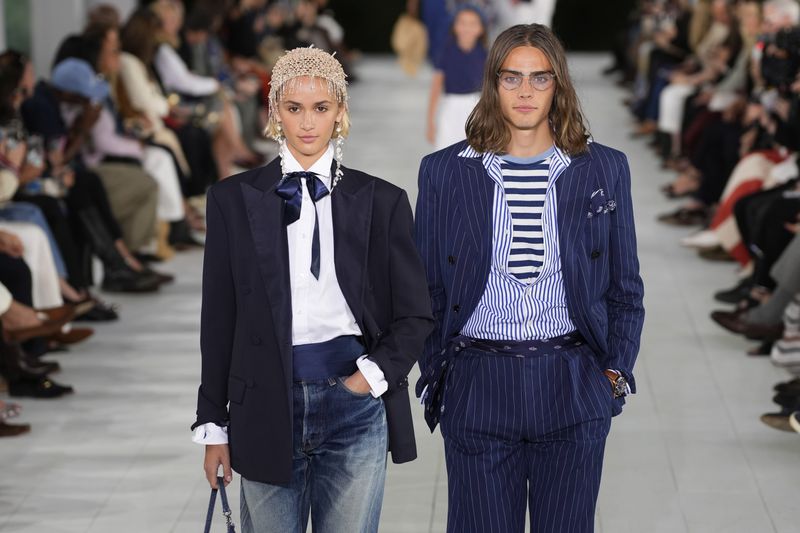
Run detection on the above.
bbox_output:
[333,122,344,189]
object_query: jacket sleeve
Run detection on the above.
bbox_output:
[192,186,237,430]
[154,44,220,97]
[413,155,447,377]
[604,152,645,393]
[366,189,434,393]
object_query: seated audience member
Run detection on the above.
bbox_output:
[621,0,800,435]
[52,59,162,267]
[114,9,202,247]
[151,0,261,178]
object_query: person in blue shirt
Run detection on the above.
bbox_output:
[426,5,488,150]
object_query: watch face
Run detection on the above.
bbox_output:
[614,376,628,397]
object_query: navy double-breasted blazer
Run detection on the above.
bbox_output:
[193,158,434,486]
[414,140,645,415]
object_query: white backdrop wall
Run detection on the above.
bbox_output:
[29,0,138,77]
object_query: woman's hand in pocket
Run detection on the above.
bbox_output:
[343,370,372,395]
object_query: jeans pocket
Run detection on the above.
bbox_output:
[336,377,374,398]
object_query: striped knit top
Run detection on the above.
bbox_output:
[501,152,552,282]
[461,144,577,340]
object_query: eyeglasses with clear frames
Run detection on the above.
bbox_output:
[497,70,556,91]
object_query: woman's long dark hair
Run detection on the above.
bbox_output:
[465,24,590,156]
[121,7,162,66]
[0,50,27,124]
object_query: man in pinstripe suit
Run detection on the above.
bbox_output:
[414,24,645,533]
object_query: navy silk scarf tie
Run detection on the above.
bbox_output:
[276,171,330,279]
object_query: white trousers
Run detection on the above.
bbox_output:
[496,0,557,27]
[143,145,185,222]
[0,221,63,308]
[658,83,696,134]
[435,92,480,151]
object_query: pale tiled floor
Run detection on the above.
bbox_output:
[0,55,798,533]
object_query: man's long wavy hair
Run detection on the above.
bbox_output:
[465,24,590,156]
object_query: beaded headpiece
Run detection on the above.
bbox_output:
[268,46,348,117]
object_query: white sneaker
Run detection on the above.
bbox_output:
[680,229,720,249]
[790,412,800,434]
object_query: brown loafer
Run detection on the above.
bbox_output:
[4,316,71,344]
[37,304,77,323]
[0,421,31,437]
[657,207,707,226]
[697,246,735,262]
[760,412,794,432]
[49,327,94,346]
[710,310,784,340]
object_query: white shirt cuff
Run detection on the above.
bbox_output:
[192,423,229,445]
[356,354,388,398]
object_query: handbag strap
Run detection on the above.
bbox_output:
[204,477,236,533]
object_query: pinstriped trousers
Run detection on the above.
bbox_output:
[440,343,612,533]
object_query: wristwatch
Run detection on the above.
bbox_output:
[603,369,628,399]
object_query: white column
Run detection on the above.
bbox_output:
[28,0,137,77]
[0,0,7,52]
[85,0,136,20]
[30,0,84,77]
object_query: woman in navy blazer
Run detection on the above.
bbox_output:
[415,25,645,533]
[192,47,433,533]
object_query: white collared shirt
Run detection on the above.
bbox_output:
[194,144,388,445]
[283,144,362,344]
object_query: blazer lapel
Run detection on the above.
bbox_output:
[555,152,592,260]
[457,156,494,259]
[332,166,373,326]
[555,152,602,347]
[240,161,293,384]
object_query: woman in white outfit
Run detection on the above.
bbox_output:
[0,225,62,309]
[426,6,488,150]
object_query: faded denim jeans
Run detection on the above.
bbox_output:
[241,377,387,533]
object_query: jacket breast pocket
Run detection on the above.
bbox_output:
[228,375,247,405]
[584,211,612,250]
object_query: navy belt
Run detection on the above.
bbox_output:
[417,332,584,431]
[292,335,364,382]
[459,332,585,358]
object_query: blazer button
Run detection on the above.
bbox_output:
[590,250,601,260]
[251,336,262,346]
[397,377,409,388]
[452,304,461,313]
[448,255,456,265]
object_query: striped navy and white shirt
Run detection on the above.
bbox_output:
[503,153,550,282]
[461,144,577,341]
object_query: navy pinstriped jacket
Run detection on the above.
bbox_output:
[414,140,645,416]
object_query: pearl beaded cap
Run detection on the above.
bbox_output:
[268,46,349,114]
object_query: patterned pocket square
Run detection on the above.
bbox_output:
[588,188,616,218]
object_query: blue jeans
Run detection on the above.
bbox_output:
[241,377,388,533]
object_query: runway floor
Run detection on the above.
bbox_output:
[0,55,798,533]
